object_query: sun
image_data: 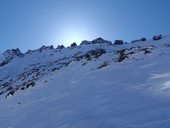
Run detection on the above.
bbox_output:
[60,25,90,46]
[53,21,93,47]
[63,29,86,45]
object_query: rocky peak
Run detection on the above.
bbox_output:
[0,48,23,67]
[70,42,77,48]
[57,45,65,49]
[3,48,23,58]
[80,37,112,45]
[38,45,54,52]
[92,37,112,45]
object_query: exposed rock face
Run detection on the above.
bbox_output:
[114,40,124,45]
[91,38,105,44]
[141,37,146,41]
[92,38,112,45]
[1,35,170,128]
[38,45,55,52]
[57,45,65,49]
[80,38,112,45]
[0,48,23,67]
[86,49,106,59]
[80,40,91,45]
[131,38,147,43]
[4,48,23,58]
[73,49,106,61]
[0,35,168,98]
[153,34,162,40]
[70,42,77,47]
[117,49,128,62]
[0,60,9,67]
[97,62,108,69]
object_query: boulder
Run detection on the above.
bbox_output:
[140,37,146,41]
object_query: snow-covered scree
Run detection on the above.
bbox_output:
[1,36,170,127]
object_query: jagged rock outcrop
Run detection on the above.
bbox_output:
[0,48,23,67]
[114,40,124,45]
[57,45,65,49]
[70,42,77,47]
[153,34,162,40]
[0,35,169,98]
[80,38,112,45]
[131,38,146,43]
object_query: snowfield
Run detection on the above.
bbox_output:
[1,36,170,128]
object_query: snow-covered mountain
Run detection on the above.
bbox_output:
[1,35,170,128]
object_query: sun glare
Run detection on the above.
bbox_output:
[53,21,92,46]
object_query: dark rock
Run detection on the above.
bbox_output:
[92,38,112,45]
[85,54,91,61]
[3,48,23,58]
[20,87,25,90]
[97,62,108,69]
[81,38,112,45]
[167,44,170,47]
[73,49,106,61]
[50,45,54,49]
[39,46,46,52]
[6,90,15,98]
[38,45,54,52]
[0,48,23,67]
[0,91,4,95]
[114,40,124,45]
[141,37,146,41]
[26,81,35,89]
[82,62,87,66]
[0,60,9,67]
[153,34,162,40]
[127,51,135,55]
[117,49,128,62]
[26,49,33,54]
[51,68,58,72]
[92,38,105,44]
[57,45,65,49]
[139,48,152,54]
[80,40,91,45]
[86,49,106,59]
[70,42,77,47]
[131,40,140,43]
[131,38,146,43]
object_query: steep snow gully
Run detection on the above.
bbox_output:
[1,35,170,128]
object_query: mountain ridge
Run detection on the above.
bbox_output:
[1,34,170,128]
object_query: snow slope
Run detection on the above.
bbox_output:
[1,36,170,128]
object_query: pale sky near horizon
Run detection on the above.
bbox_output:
[0,0,170,53]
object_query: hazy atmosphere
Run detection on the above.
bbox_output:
[0,0,170,52]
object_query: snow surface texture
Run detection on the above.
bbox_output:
[1,36,170,128]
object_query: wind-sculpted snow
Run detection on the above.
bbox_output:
[0,36,170,127]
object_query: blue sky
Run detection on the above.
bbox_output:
[0,0,170,53]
